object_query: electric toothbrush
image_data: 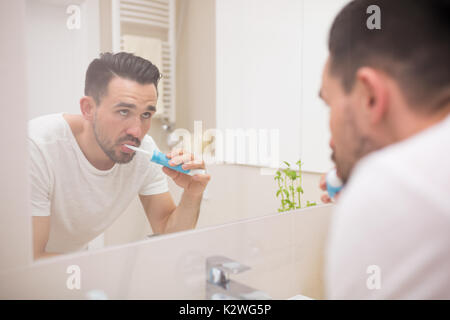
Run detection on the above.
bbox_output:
[326,168,343,199]
[124,144,206,176]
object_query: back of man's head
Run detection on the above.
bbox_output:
[328,0,450,114]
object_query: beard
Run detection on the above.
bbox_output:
[331,107,379,184]
[330,150,350,184]
[92,113,140,164]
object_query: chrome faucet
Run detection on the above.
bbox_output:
[206,256,272,300]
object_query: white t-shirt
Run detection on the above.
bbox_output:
[29,113,169,253]
[325,114,450,299]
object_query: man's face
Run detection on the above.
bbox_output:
[92,77,157,164]
[320,57,378,183]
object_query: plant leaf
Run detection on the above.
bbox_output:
[306,201,317,207]
[287,170,297,180]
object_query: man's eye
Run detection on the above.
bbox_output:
[142,112,152,119]
[119,110,129,116]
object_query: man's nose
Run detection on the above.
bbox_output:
[126,119,142,138]
[329,138,335,149]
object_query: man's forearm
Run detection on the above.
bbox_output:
[163,191,203,234]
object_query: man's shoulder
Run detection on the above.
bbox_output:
[28,113,67,144]
[372,114,450,165]
[327,116,450,299]
[339,114,450,217]
[352,114,450,185]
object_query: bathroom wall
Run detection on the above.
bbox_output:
[175,0,216,132]
[0,0,32,271]
[1,204,333,299]
[26,0,100,120]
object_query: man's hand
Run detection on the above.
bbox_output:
[319,173,340,203]
[163,149,211,196]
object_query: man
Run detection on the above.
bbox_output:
[319,0,450,298]
[30,52,210,259]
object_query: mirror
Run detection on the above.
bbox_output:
[26,0,338,260]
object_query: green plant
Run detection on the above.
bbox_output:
[274,160,317,212]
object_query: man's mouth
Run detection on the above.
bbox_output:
[120,145,134,154]
[120,141,139,154]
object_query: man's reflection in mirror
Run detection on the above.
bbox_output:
[29,52,210,260]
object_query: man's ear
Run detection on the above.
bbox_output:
[354,67,389,125]
[80,96,96,121]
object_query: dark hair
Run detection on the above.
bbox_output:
[84,52,161,104]
[328,0,450,113]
